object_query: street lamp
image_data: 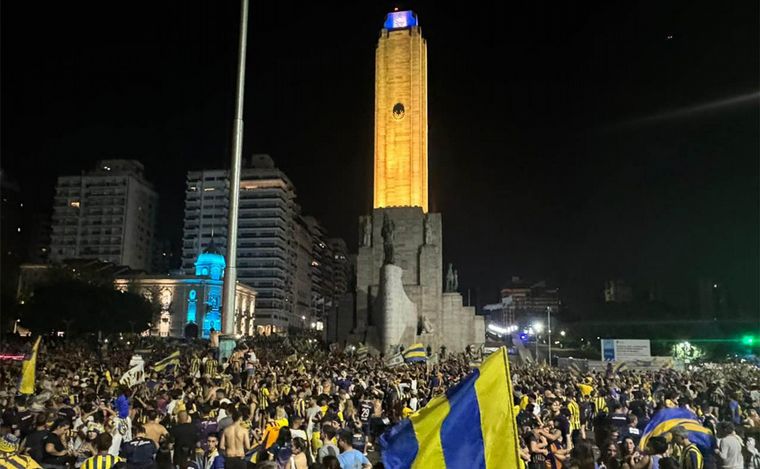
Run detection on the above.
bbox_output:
[532,322,543,360]
[547,306,552,366]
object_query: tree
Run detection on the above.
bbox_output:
[19,280,152,335]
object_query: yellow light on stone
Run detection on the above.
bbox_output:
[373,16,428,212]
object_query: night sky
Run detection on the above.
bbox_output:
[2,1,758,315]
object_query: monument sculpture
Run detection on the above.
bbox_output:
[424,215,434,245]
[361,216,372,247]
[382,213,395,265]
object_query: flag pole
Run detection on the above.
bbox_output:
[222,0,249,335]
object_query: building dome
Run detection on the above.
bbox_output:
[194,238,226,280]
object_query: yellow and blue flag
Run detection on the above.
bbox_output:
[19,336,42,395]
[380,347,520,469]
[639,407,715,453]
[153,351,180,372]
[403,343,427,363]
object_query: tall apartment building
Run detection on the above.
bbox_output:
[49,160,158,271]
[303,216,334,327]
[294,217,313,328]
[181,154,299,333]
[328,238,351,301]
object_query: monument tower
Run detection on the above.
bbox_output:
[373,10,428,212]
[349,10,484,354]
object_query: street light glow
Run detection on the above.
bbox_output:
[533,322,544,333]
[560,330,566,337]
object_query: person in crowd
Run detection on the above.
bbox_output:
[143,411,168,448]
[715,422,743,469]
[336,430,370,469]
[197,434,223,469]
[43,419,73,469]
[1,434,41,469]
[120,424,157,469]
[170,413,198,467]
[670,426,703,469]
[81,434,121,469]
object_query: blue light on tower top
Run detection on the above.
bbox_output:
[384,10,418,30]
[194,239,226,281]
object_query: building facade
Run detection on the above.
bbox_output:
[115,244,256,338]
[49,160,158,271]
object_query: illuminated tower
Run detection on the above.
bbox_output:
[373,10,428,212]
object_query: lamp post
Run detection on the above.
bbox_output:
[532,322,543,362]
[547,306,552,366]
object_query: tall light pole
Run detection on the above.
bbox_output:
[547,306,552,366]
[222,0,249,335]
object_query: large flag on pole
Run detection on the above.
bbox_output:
[380,347,520,469]
[19,337,42,395]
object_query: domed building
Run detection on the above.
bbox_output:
[114,241,255,338]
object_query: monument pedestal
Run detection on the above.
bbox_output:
[351,207,484,353]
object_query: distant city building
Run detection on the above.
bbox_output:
[26,211,52,264]
[327,238,351,305]
[604,280,633,303]
[1,171,25,298]
[303,216,332,329]
[294,217,313,328]
[49,160,158,271]
[180,154,346,335]
[499,276,561,326]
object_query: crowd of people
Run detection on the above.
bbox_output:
[0,334,758,469]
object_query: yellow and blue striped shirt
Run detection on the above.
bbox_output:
[81,454,122,469]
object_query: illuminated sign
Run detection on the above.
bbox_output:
[383,10,417,30]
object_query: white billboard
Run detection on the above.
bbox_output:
[601,339,651,361]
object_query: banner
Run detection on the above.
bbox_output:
[386,353,404,368]
[119,363,145,387]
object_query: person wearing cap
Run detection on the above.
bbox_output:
[0,434,41,469]
[335,430,370,469]
[670,426,703,469]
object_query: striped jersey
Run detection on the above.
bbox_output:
[0,455,41,469]
[81,454,123,469]
[204,358,218,377]
[567,399,581,431]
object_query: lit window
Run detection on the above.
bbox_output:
[204,188,215,192]
[17,227,21,233]
[70,201,80,208]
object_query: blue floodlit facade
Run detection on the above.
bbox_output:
[114,242,255,338]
